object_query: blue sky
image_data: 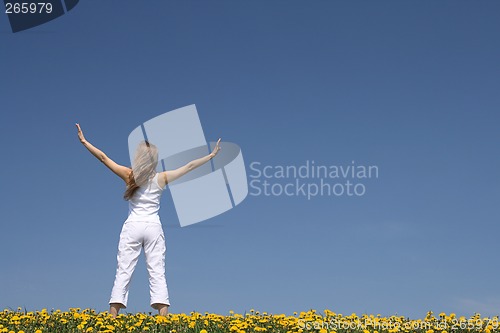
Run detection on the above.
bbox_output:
[1,0,499,318]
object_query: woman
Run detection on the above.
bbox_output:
[76,123,221,317]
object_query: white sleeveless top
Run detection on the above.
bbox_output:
[125,173,165,223]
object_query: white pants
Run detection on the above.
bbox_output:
[109,220,170,309]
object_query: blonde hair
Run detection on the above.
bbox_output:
[124,141,159,200]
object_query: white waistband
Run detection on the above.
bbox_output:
[125,215,161,224]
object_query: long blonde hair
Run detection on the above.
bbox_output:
[124,141,159,200]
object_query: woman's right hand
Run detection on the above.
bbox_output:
[75,123,87,144]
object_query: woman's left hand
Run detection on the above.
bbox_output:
[211,138,222,158]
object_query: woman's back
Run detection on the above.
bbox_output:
[126,173,165,223]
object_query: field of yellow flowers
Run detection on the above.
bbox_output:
[0,308,498,333]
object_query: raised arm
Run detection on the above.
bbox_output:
[160,138,221,186]
[76,123,131,183]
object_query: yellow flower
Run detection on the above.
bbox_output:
[156,316,168,324]
[0,307,498,333]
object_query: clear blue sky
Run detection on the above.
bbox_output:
[1,0,499,318]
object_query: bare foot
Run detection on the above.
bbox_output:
[109,303,122,318]
[153,303,169,316]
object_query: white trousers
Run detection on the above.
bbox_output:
[109,220,170,309]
